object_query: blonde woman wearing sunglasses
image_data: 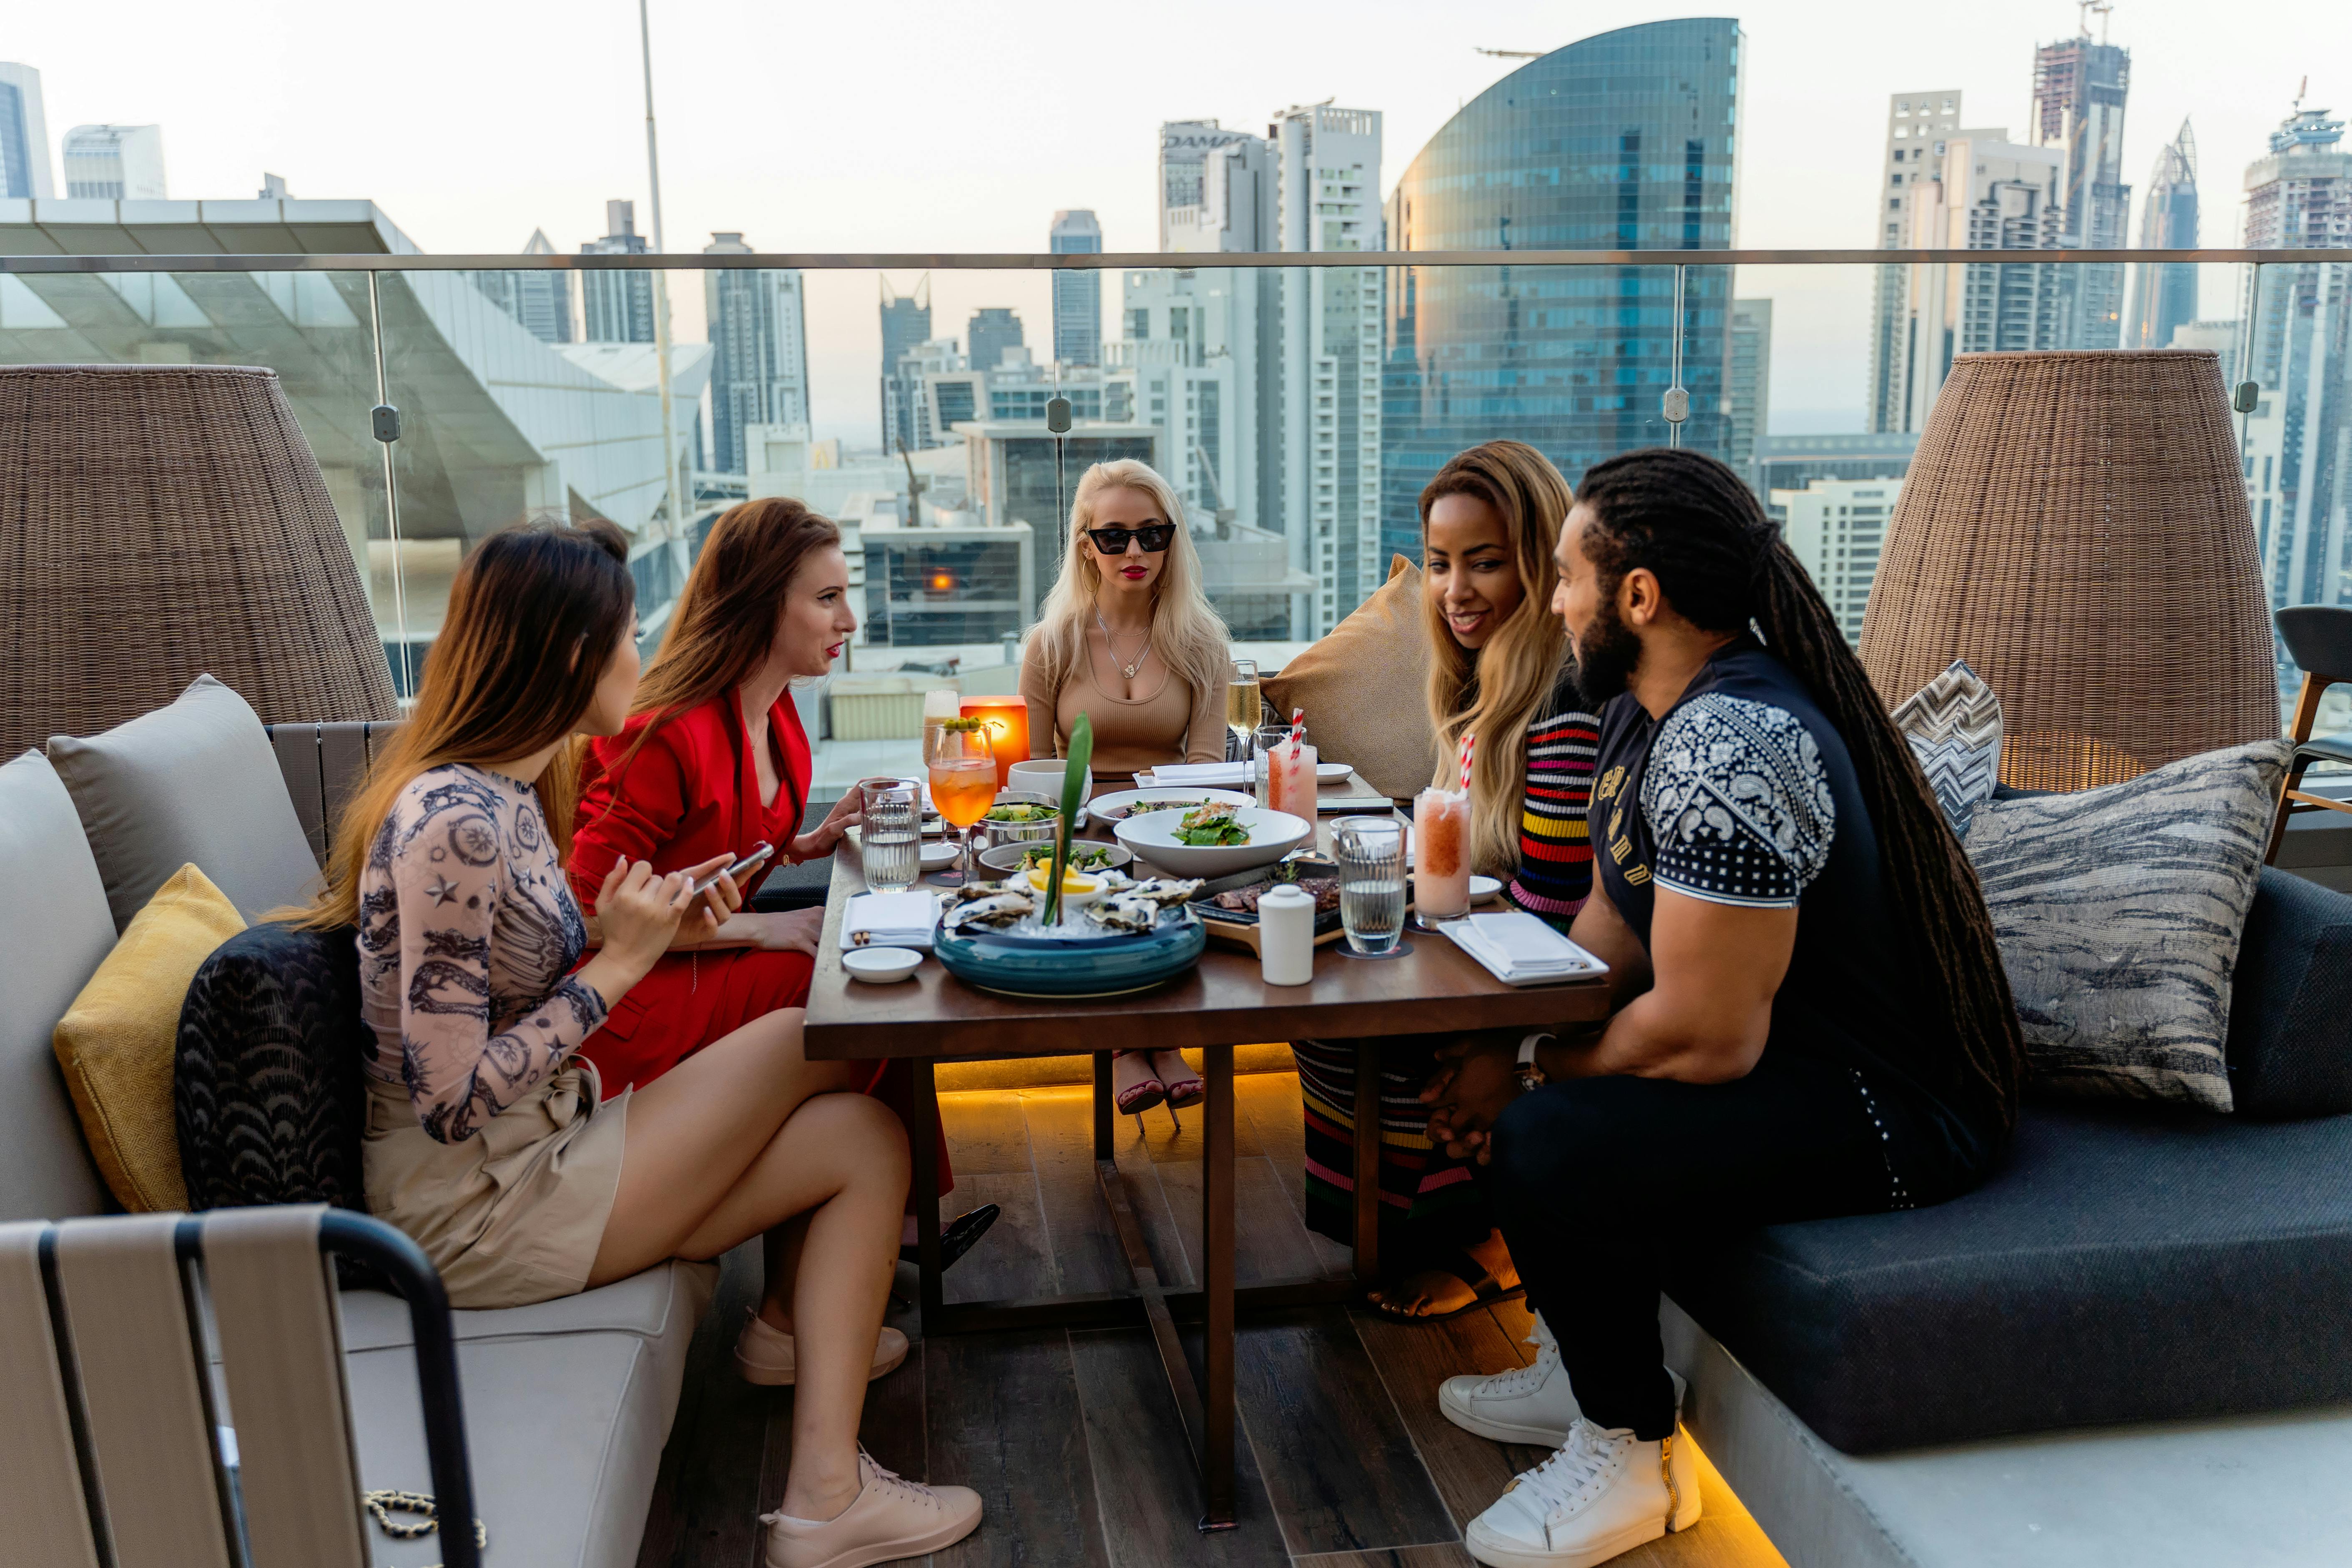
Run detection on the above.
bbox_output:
[1019,458,1232,1114]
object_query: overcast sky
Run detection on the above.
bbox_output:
[14,0,2348,441]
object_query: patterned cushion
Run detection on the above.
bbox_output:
[175,921,369,1212]
[1963,740,2292,1111]
[1890,658,2002,836]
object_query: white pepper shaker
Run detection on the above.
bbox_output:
[1258,884,1315,986]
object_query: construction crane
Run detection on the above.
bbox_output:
[2077,0,2113,42]
[1476,47,1544,58]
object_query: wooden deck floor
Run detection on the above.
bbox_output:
[633,1073,1787,1568]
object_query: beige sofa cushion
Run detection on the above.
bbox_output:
[0,752,116,1220]
[48,674,322,931]
[1263,554,1438,800]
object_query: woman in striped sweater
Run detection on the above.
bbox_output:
[1293,442,1599,1321]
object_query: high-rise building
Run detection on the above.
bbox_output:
[2239,106,2352,619]
[1726,299,1772,493]
[703,232,810,476]
[1160,121,1273,252]
[879,274,932,454]
[60,124,165,199]
[1757,432,1919,522]
[1385,21,1741,561]
[1894,134,2067,429]
[1866,90,1964,434]
[2125,120,2201,350]
[581,200,655,344]
[1050,210,1102,366]
[470,229,575,345]
[1273,103,1383,635]
[1775,477,1903,645]
[967,307,1024,372]
[0,63,54,200]
[2032,29,2131,349]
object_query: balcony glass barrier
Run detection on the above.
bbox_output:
[3,251,2324,787]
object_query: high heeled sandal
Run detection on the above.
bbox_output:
[1154,1050,1205,1110]
[1112,1052,1167,1116]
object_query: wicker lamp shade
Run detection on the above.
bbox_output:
[1857,350,2277,792]
[0,364,397,757]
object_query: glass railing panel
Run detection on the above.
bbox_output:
[0,266,399,698]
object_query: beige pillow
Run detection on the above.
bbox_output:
[1264,555,1437,800]
[53,863,246,1211]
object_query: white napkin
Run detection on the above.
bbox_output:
[1447,911,1598,982]
[1138,761,1252,786]
[841,891,941,951]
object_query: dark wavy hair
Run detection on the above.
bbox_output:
[1575,447,2024,1138]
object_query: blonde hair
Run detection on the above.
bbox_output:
[1420,442,1574,879]
[1026,459,1232,717]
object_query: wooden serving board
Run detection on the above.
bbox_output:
[1196,914,1353,954]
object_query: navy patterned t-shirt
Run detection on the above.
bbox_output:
[1590,636,1993,1171]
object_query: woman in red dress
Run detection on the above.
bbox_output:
[570,498,986,1302]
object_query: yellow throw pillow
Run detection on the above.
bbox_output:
[1263,554,1438,800]
[53,863,244,1212]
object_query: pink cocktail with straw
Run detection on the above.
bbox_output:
[1268,709,1319,823]
[1413,732,1475,924]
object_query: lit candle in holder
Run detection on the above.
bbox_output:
[959,697,1029,788]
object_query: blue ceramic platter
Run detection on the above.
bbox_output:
[934,909,1207,999]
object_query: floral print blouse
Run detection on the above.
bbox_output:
[357,763,609,1144]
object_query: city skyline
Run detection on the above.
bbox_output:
[4,0,2344,447]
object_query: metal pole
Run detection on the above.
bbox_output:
[1664,264,1689,448]
[639,0,685,544]
[365,273,412,695]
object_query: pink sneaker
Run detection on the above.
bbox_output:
[733,1310,909,1386]
[762,1449,982,1568]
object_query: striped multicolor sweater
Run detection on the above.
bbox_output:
[1506,672,1600,927]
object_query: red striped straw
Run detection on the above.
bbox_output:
[1289,707,1305,761]
[1459,732,1476,791]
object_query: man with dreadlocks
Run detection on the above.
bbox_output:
[1420,447,2025,1568]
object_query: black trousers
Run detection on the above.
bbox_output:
[1486,1049,1975,1441]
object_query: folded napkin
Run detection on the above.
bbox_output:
[1138,762,1252,786]
[1446,911,1600,984]
[841,891,940,951]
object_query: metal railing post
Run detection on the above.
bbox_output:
[365,272,412,697]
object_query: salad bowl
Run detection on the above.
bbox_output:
[1114,803,1312,879]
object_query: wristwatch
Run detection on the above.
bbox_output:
[1516,1032,1555,1091]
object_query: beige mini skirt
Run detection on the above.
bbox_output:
[362,1059,630,1310]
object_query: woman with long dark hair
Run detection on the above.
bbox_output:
[1421,449,2021,1568]
[1293,441,1601,1322]
[303,519,982,1567]
[568,495,988,1372]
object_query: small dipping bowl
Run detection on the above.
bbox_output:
[841,946,923,984]
[1468,874,1504,903]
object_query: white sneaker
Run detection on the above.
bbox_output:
[1441,1316,1581,1445]
[1464,1417,1702,1568]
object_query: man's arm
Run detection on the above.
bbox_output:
[1563,876,1652,1019]
[1542,888,1793,1085]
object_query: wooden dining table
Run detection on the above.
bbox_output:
[801,769,1611,1530]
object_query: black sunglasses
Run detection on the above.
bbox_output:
[1084,523,1176,554]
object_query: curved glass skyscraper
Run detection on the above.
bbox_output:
[1382,19,1742,560]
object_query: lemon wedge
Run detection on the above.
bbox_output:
[1024,866,1101,895]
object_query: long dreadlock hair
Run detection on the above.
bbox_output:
[1576,447,2024,1138]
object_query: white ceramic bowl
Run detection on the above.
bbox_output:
[919,839,960,870]
[1088,785,1256,823]
[977,840,1133,878]
[841,946,923,984]
[1115,804,1313,879]
[1468,874,1504,903]
[1006,759,1091,803]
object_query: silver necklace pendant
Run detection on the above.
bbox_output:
[1097,608,1149,680]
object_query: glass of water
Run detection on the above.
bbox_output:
[1331,815,1408,957]
[858,781,921,894]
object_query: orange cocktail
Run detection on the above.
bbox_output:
[926,717,997,886]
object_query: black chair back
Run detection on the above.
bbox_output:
[2277,606,2352,684]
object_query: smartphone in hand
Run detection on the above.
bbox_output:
[692,841,775,899]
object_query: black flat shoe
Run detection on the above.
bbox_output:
[900,1204,1001,1273]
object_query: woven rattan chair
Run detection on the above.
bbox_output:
[0,364,397,758]
[1857,349,2277,791]
[2264,606,2352,863]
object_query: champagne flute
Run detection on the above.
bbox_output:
[1227,657,1262,786]
[927,719,997,888]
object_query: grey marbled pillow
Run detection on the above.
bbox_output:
[1963,739,2291,1112]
